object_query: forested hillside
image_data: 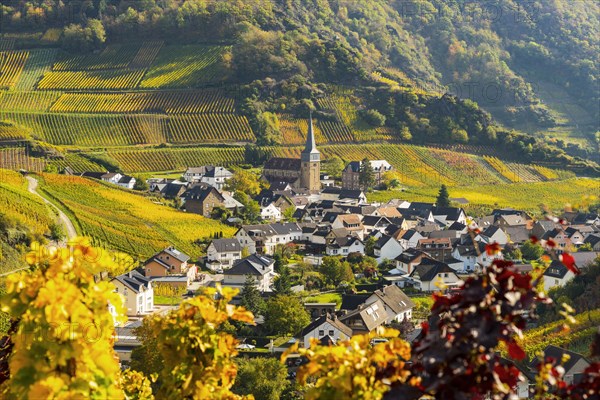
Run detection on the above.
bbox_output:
[0,0,598,175]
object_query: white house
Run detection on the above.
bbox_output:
[452,243,497,272]
[395,229,424,250]
[326,236,364,256]
[432,207,467,227]
[374,235,404,262]
[542,260,577,292]
[184,167,205,182]
[111,271,154,316]
[299,315,353,348]
[476,225,509,246]
[206,238,242,271]
[531,346,590,385]
[365,285,415,323]
[117,175,136,189]
[362,216,392,235]
[200,166,233,190]
[409,260,462,292]
[235,225,278,255]
[260,203,282,222]
[222,254,276,293]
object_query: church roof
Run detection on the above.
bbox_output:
[301,113,319,157]
[264,157,302,171]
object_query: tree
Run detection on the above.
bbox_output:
[234,192,261,224]
[133,176,149,191]
[263,295,310,336]
[282,206,296,222]
[273,266,292,295]
[364,236,377,257]
[521,240,544,261]
[49,222,65,241]
[211,206,232,222]
[436,184,450,207]
[358,158,375,191]
[322,155,345,179]
[240,276,266,316]
[232,358,289,400]
[361,109,386,127]
[319,256,354,286]
[227,170,261,197]
[62,19,106,52]
[382,171,401,190]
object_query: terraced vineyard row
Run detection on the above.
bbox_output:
[505,162,546,182]
[0,111,254,146]
[429,149,504,185]
[129,41,163,68]
[0,122,29,141]
[0,91,62,112]
[0,38,16,51]
[14,48,58,91]
[53,44,140,71]
[38,69,146,90]
[108,147,246,172]
[47,153,106,173]
[49,89,235,114]
[140,45,230,88]
[169,114,254,143]
[0,147,46,172]
[483,156,522,183]
[0,51,29,89]
[279,116,327,145]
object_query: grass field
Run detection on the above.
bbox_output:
[38,173,236,259]
[305,292,343,307]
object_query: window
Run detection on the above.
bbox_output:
[329,330,334,336]
[318,330,324,336]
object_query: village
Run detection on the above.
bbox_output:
[90,118,600,395]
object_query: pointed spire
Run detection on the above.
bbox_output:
[301,111,319,161]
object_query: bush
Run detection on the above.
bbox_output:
[360,109,386,127]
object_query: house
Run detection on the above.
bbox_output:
[326,236,364,256]
[542,260,577,292]
[416,238,453,261]
[222,254,276,293]
[372,206,402,218]
[503,226,530,245]
[235,224,277,255]
[530,346,590,385]
[200,166,233,190]
[374,235,404,262]
[117,175,136,189]
[260,203,282,222]
[394,229,424,250]
[111,271,153,316]
[151,275,191,289]
[394,249,432,275]
[571,212,600,226]
[157,182,188,199]
[320,187,368,204]
[342,160,393,190]
[432,207,466,227]
[299,315,353,348]
[330,214,365,239]
[542,228,576,252]
[531,220,558,240]
[365,285,415,323]
[496,214,528,229]
[452,242,495,272]
[206,238,242,271]
[320,174,335,187]
[476,225,509,246]
[409,260,462,292]
[499,357,533,399]
[184,167,206,182]
[303,303,337,320]
[362,216,392,235]
[564,227,586,246]
[144,247,191,277]
[583,234,600,251]
[182,185,225,217]
[338,299,388,335]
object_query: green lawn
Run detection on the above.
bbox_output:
[305,292,343,307]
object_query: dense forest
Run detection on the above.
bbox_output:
[1,0,598,170]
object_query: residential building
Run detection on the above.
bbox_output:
[530,346,590,385]
[222,254,276,292]
[111,271,153,316]
[409,260,462,292]
[299,315,353,348]
[144,247,190,277]
[416,237,453,261]
[365,285,415,323]
[182,185,225,217]
[342,160,392,190]
[432,207,466,227]
[199,166,233,190]
[326,236,364,256]
[339,299,388,335]
[374,235,404,262]
[206,238,242,271]
[542,260,577,292]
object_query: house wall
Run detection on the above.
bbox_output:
[223,273,270,292]
[207,245,241,268]
[365,294,413,323]
[418,272,461,292]
[145,260,170,277]
[113,281,153,315]
[303,321,350,348]
[375,240,403,261]
[185,192,224,217]
[543,270,575,292]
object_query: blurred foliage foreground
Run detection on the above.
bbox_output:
[0,238,597,399]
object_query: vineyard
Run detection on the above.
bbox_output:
[0,51,29,89]
[0,169,54,236]
[107,147,246,172]
[53,44,140,71]
[0,91,62,112]
[37,69,146,90]
[483,156,522,183]
[0,147,46,172]
[0,122,29,142]
[49,89,234,114]
[13,48,58,91]
[140,45,230,88]
[39,173,235,258]
[168,114,254,143]
[47,153,105,174]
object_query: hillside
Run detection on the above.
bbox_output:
[0,0,597,170]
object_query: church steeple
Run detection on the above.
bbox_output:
[301,112,320,162]
[300,113,321,191]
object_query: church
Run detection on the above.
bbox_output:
[262,115,321,192]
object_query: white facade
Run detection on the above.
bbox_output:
[261,203,282,222]
[112,278,154,316]
[326,238,365,256]
[206,243,241,269]
[302,319,351,348]
[374,237,404,262]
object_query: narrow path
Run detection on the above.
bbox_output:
[26,176,77,239]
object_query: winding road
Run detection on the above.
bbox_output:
[26,176,77,240]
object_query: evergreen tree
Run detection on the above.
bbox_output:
[240,276,265,316]
[358,158,375,190]
[273,266,292,295]
[436,184,451,207]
